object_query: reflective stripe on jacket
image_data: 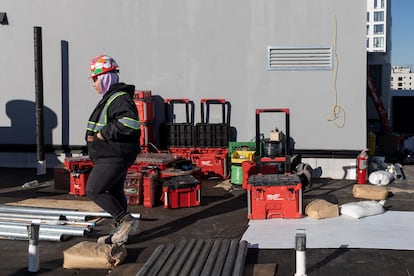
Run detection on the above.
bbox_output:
[87,92,140,133]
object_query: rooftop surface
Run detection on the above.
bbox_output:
[0,165,413,275]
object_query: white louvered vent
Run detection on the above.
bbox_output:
[267,46,333,71]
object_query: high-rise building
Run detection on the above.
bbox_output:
[366,0,387,52]
[391,66,414,90]
[366,0,392,133]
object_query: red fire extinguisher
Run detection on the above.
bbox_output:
[356,149,368,184]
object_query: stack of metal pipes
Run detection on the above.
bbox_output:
[0,204,139,242]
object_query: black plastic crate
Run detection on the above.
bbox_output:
[196,123,230,148]
[162,123,196,147]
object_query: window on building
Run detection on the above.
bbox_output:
[366,25,370,35]
[373,37,384,48]
[374,24,384,34]
[381,0,384,9]
[367,12,370,21]
[374,11,384,22]
[367,38,370,48]
[398,77,403,81]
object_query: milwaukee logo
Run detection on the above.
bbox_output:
[201,161,213,166]
[267,194,283,200]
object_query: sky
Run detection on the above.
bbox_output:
[391,0,414,66]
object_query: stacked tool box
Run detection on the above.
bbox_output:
[160,99,196,148]
[246,174,303,219]
[124,170,143,205]
[134,90,155,152]
[191,99,231,178]
[63,156,94,196]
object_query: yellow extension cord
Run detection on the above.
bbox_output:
[327,15,346,128]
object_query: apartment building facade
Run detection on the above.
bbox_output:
[391,66,414,90]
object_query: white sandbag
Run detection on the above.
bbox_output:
[340,200,385,219]
[368,170,394,185]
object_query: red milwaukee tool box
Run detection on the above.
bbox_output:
[64,156,93,171]
[69,167,91,196]
[124,170,143,206]
[142,167,161,208]
[160,166,202,182]
[190,148,228,179]
[247,174,302,219]
[64,156,94,197]
[162,175,201,209]
[134,153,178,171]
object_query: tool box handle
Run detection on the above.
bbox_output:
[200,98,231,124]
[255,108,291,173]
[164,98,195,124]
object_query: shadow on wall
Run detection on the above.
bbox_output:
[0,100,57,145]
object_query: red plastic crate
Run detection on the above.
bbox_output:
[190,148,228,179]
[134,97,154,123]
[135,153,177,171]
[124,171,143,205]
[140,122,155,149]
[167,147,193,160]
[247,174,302,219]
[70,169,90,196]
[162,175,201,209]
[134,90,152,99]
[64,156,93,171]
[142,167,161,208]
[160,166,202,182]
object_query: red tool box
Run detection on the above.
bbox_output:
[247,174,302,219]
[69,168,91,196]
[64,156,94,196]
[124,170,143,206]
[162,175,201,209]
[134,153,178,171]
[142,167,161,208]
[167,146,193,160]
[190,148,228,179]
[134,96,154,123]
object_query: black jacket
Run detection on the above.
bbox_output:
[85,83,140,162]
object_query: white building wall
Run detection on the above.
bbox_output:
[0,0,367,178]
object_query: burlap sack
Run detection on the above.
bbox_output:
[305,199,339,219]
[352,184,388,200]
[63,241,127,269]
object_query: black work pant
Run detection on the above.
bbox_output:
[86,158,133,223]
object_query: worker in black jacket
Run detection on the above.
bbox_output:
[85,54,140,245]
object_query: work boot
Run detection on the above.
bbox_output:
[97,235,113,245]
[110,214,139,245]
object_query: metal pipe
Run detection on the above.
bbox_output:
[0,216,95,227]
[0,229,64,242]
[295,230,307,276]
[0,205,141,220]
[190,239,213,276]
[27,223,40,272]
[0,212,64,221]
[34,26,46,175]
[0,221,87,236]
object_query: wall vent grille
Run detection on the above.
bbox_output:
[267,46,333,71]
